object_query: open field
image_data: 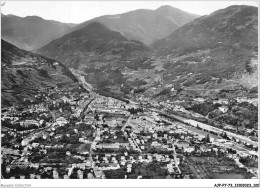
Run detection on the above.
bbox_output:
[214,173,245,179]
[180,156,255,179]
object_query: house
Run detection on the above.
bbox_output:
[30,163,39,169]
[79,138,84,142]
[238,151,250,158]
[32,143,40,148]
[218,106,229,113]
[61,96,70,103]
[175,141,190,148]
[155,154,163,161]
[219,148,227,153]
[200,145,208,152]
[53,170,59,179]
[223,125,236,131]
[77,163,86,169]
[56,117,68,126]
[40,133,47,140]
[21,120,40,127]
[193,98,205,103]
[21,139,30,146]
[6,166,11,173]
[99,163,120,170]
[24,157,29,162]
[183,146,195,153]
[120,156,126,161]
[96,143,120,149]
[94,170,105,179]
[167,163,174,171]
[85,160,92,167]
[66,151,71,156]
[127,163,132,172]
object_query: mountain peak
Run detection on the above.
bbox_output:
[155,5,200,17]
[72,5,199,46]
[154,4,257,53]
[25,15,44,21]
[63,21,127,42]
[156,5,176,11]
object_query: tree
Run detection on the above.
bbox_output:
[94,114,99,121]
[221,132,228,139]
[206,134,210,143]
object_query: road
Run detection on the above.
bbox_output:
[69,68,93,92]
[121,114,133,131]
[79,97,96,119]
[172,142,181,174]
[129,133,142,152]
[89,119,100,167]
[120,115,142,151]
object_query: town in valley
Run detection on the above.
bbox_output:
[1,2,258,180]
[1,74,258,179]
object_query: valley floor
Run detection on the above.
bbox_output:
[1,72,258,179]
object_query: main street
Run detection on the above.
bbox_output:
[89,119,99,166]
[121,114,133,131]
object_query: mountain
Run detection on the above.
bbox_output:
[36,22,152,95]
[1,39,79,107]
[154,5,257,52]
[1,14,77,50]
[37,5,258,99]
[151,5,258,94]
[37,22,149,67]
[72,5,199,46]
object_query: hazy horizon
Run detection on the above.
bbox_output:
[1,1,258,24]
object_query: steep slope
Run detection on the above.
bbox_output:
[152,5,258,92]
[72,5,199,46]
[37,22,149,68]
[36,22,151,95]
[154,5,257,52]
[1,14,77,50]
[1,40,79,107]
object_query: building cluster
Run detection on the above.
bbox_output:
[1,86,258,179]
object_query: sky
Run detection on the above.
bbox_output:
[1,1,258,24]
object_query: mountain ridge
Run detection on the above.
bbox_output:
[1,14,77,50]
[153,5,257,52]
[36,21,150,68]
[71,5,199,46]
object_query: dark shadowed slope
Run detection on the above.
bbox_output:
[37,22,149,68]
[154,5,257,52]
[36,22,152,95]
[150,5,257,98]
[1,39,79,107]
